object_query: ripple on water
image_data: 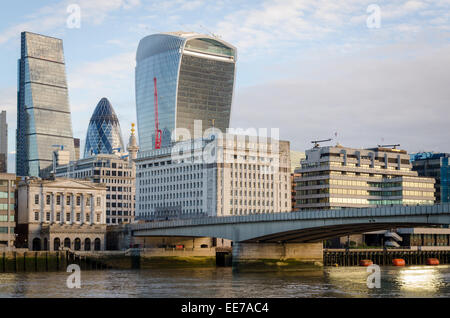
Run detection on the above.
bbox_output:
[0,266,448,298]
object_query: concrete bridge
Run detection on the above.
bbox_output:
[129,204,450,270]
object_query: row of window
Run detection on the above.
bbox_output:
[35,194,102,207]
[34,211,101,223]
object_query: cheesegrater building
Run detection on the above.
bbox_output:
[17,32,75,178]
[135,32,237,152]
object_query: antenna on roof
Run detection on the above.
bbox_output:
[311,138,332,148]
[199,25,221,39]
[378,144,401,149]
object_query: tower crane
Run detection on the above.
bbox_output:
[154,77,162,149]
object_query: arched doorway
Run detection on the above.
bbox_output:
[94,238,101,251]
[74,238,81,251]
[54,238,61,251]
[64,238,71,249]
[84,238,91,251]
[43,238,48,251]
[32,238,41,251]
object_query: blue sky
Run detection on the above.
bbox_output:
[1,0,450,172]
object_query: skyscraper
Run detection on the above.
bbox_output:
[17,32,75,177]
[0,111,7,173]
[135,32,237,152]
[84,98,125,158]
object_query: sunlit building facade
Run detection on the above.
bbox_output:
[84,98,125,158]
[17,32,75,178]
[295,145,435,210]
[411,152,450,203]
[136,134,291,220]
[135,32,237,152]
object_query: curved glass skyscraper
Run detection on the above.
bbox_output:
[84,98,124,158]
[135,32,237,152]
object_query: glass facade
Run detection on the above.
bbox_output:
[135,33,237,152]
[411,153,450,203]
[84,98,124,158]
[17,32,75,177]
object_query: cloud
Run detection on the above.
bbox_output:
[231,42,450,153]
[0,0,141,45]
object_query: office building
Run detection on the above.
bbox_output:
[0,173,16,248]
[16,177,107,251]
[56,125,138,225]
[136,134,291,220]
[295,144,435,210]
[0,111,7,173]
[84,98,125,158]
[17,32,75,178]
[55,154,135,225]
[290,151,305,211]
[295,144,436,248]
[135,32,237,151]
[411,152,450,203]
[74,138,80,160]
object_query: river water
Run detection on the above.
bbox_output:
[0,265,449,298]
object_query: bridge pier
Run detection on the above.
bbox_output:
[232,242,323,271]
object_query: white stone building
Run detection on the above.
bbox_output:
[136,134,292,220]
[17,177,107,251]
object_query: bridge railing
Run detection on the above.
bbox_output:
[130,203,450,231]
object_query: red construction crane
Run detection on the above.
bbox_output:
[154,77,162,149]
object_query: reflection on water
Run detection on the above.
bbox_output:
[0,265,448,298]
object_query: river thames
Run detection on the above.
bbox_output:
[0,265,449,298]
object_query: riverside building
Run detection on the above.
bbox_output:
[411,152,450,203]
[135,32,237,151]
[136,134,291,220]
[295,144,435,210]
[16,177,107,251]
[0,173,16,248]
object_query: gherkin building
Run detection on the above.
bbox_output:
[84,98,125,158]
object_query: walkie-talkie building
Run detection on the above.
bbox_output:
[135,32,237,152]
[84,98,125,158]
[17,32,75,177]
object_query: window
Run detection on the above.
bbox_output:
[56,213,61,222]
[46,212,50,221]
[76,213,81,222]
[96,214,101,222]
[67,196,71,205]
[97,197,101,207]
[76,196,81,206]
[34,212,39,221]
[66,213,71,222]
[46,195,51,205]
[34,195,39,205]
[86,197,91,207]
[56,195,61,205]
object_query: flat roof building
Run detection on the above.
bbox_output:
[136,134,291,220]
[411,152,450,203]
[0,111,7,173]
[0,173,16,248]
[295,145,435,210]
[16,177,107,251]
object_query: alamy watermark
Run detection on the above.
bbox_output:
[367,4,381,29]
[169,121,281,174]
[366,264,381,289]
[66,264,81,289]
[67,4,81,29]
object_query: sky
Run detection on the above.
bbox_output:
[0,0,449,173]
